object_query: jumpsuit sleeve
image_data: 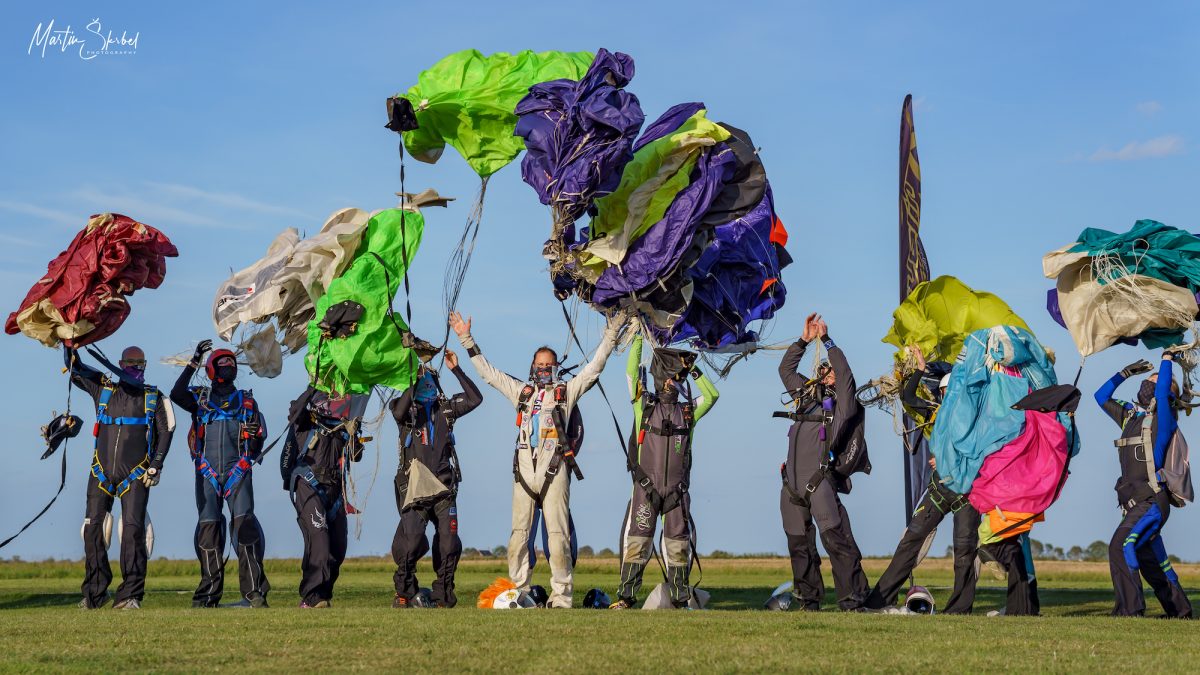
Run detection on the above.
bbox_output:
[456,331,524,407]
[170,364,200,414]
[447,365,484,419]
[289,392,315,433]
[1154,358,1177,470]
[900,369,933,418]
[1093,372,1131,426]
[778,339,809,395]
[692,370,720,421]
[390,387,414,426]
[64,349,103,402]
[824,340,859,447]
[149,390,174,471]
[565,316,622,410]
[626,333,643,402]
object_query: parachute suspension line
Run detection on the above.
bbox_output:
[558,301,630,464]
[0,352,76,549]
[396,139,416,381]
[438,177,490,365]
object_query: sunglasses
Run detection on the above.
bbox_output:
[121,359,147,367]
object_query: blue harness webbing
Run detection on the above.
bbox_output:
[91,380,159,497]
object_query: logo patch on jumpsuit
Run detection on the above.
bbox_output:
[635,503,652,531]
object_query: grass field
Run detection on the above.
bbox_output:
[2,556,1198,672]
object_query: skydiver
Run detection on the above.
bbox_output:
[778,313,870,611]
[1096,353,1193,618]
[280,386,367,609]
[389,348,483,609]
[865,345,982,614]
[609,333,718,609]
[67,345,174,609]
[450,309,625,608]
[170,340,270,608]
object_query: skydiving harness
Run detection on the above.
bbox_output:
[189,387,259,500]
[291,412,365,519]
[514,383,583,504]
[91,378,160,498]
[1114,405,1170,510]
[775,405,834,509]
[398,394,464,497]
[630,394,695,515]
[926,473,971,514]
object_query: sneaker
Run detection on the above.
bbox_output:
[881,606,909,615]
[392,594,410,609]
[191,600,218,608]
[609,598,634,610]
[300,600,331,609]
[113,599,141,610]
[314,600,330,609]
[247,593,268,609]
[986,608,1006,617]
[78,595,110,610]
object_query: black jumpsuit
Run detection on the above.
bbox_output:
[778,337,869,611]
[171,364,269,607]
[282,389,363,607]
[389,366,482,607]
[865,368,981,613]
[70,360,172,608]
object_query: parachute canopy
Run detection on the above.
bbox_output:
[397,49,594,177]
[1044,220,1200,356]
[930,326,1059,494]
[883,275,1030,365]
[212,208,371,358]
[305,208,427,394]
[6,213,178,348]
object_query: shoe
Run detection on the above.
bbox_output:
[609,598,634,610]
[191,600,218,608]
[300,600,331,609]
[314,600,330,609]
[113,599,141,610]
[986,609,1006,617]
[881,606,909,615]
[247,593,268,608]
[392,594,410,609]
[78,595,110,610]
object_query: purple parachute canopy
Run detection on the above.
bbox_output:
[514,49,645,225]
[633,102,705,152]
[666,187,789,349]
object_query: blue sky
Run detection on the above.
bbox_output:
[1,1,1199,566]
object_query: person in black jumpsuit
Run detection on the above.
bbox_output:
[281,387,365,608]
[170,340,270,608]
[778,314,869,611]
[68,346,173,609]
[389,350,482,608]
[865,346,981,613]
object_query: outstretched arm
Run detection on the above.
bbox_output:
[447,360,484,419]
[825,341,858,446]
[170,364,199,414]
[626,333,643,402]
[566,314,624,407]
[692,368,720,421]
[451,311,524,406]
[64,347,103,401]
[1154,356,1177,470]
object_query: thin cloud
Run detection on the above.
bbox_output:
[1089,135,1184,162]
[70,185,234,229]
[0,199,80,226]
[911,96,934,113]
[1136,100,1162,116]
[144,181,310,219]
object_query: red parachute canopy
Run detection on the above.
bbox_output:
[5,213,179,348]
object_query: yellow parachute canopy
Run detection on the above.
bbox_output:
[883,275,1031,364]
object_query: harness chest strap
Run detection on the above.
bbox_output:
[513,384,582,503]
[1115,410,1161,496]
[190,388,258,498]
[91,381,159,498]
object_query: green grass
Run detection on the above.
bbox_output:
[1,556,1198,673]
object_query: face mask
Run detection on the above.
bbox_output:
[659,382,680,404]
[1137,379,1157,407]
[534,367,555,386]
[414,379,437,404]
[122,365,145,382]
[214,364,237,384]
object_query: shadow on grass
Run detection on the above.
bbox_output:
[0,593,81,610]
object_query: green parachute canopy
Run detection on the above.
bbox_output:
[581,109,730,272]
[883,275,1031,364]
[398,49,594,178]
[305,208,425,394]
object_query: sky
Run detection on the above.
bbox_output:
[1,1,1199,566]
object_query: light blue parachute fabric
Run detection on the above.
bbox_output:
[930,326,1059,494]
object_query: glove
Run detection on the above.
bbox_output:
[1120,359,1153,379]
[190,339,213,367]
[140,466,160,488]
[690,366,703,381]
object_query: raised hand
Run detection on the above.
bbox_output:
[191,339,213,366]
[449,311,471,338]
[802,313,818,342]
[445,349,459,370]
[1120,359,1153,379]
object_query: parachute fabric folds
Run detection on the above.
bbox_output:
[583,109,730,269]
[212,208,371,356]
[6,213,178,348]
[514,48,644,227]
[305,208,426,394]
[929,326,1057,494]
[882,275,1031,364]
[398,49,594,177]
[968,410,1074,516]
[1043,220,1200,356]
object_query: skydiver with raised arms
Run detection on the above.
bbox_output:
[450,309,625,608]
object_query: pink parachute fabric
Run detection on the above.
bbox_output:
[5,213,178,347]
[968,410,1070,516]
